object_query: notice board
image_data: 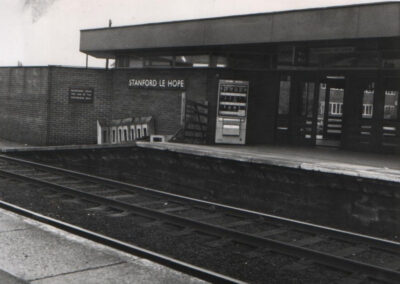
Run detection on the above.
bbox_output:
[69,88,94,103]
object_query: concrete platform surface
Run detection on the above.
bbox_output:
[0,208,206,284]
[137,142,400,182]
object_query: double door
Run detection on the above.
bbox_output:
[276,72,345,147]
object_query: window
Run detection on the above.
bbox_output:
[301,82,315,117]
[144,56,174,67]
[112,130,116,143]
[362,83,374,118]
[137,129,141,138]
[384,90,398,120]
[131,128,135,140]
[116,56,129,68]
[175,55,210,68]
[318,83,326,118]
[102,130,107,143]
[211,55,228,68]
[229,53,269,69]
[319,101,325,116]
[118,129,122,142]
[382,51,400,68]
[129,57,144,68]
[115,52,276,70]
[143,127,147,137]
[278,75,291,115]
[329,102,343,115]
[363,104,373,117]
[124,129,128,141]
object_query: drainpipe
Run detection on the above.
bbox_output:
[105,19,112,70]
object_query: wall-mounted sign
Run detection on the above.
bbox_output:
[69,88,94,103]
[128,78,186,90]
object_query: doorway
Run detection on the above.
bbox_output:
[292,76,318,145]
[316,76,345,147]
[275,72,347,148]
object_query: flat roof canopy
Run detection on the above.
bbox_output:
[80,2,400,58]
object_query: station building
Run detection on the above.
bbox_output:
[1,2,400,153]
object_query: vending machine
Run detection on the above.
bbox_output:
[215,80,249,144]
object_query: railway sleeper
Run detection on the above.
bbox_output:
[290,236,324,247]
[282,258,314,271]
[168,227,195,237]
[333,246,368,258]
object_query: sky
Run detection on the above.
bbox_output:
[0,0,396,67]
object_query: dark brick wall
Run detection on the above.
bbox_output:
[0,66,278,145]
[47,67,112,145]
[12,146,400,239]
[0,67,49,145]
[112,69,208,135]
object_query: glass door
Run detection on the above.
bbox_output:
[292,74,318,145]
[275,74,291,144]
[316,76,345,147]
[380,77,399,152]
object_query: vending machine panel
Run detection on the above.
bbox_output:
[215,80,249,144]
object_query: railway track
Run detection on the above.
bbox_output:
[0,199,242,284]
[0,154,399,283]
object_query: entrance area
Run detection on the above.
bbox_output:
[275,70,400,153]
[276,72,346,148]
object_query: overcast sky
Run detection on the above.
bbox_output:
[0,0,395,67]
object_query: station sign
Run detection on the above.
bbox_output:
[128,78,186,90]
[69,88,94,103]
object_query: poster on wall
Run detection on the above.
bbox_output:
[69,88,94,103]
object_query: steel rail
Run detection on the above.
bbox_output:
[0,199,243,284]
[0,161,398,283]
[0,154,398,252]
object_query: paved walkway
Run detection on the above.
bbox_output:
[0,208,205,284]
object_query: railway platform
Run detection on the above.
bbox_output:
[136,141,400,182]
[0,207,205,284]
[2,139,400,182]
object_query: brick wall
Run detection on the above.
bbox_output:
[0,67,49,145]
[112,69,208,135]
[0,66,277,145]
[0,66,210,145]
[47,67,112,145]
